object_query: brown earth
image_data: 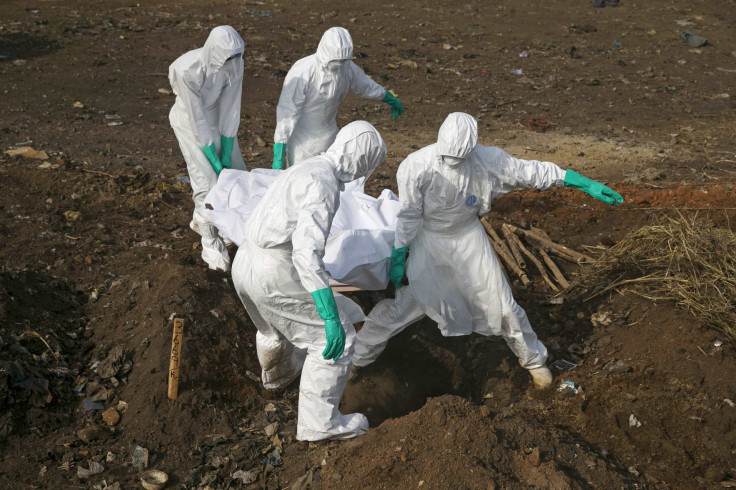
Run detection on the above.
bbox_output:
[1,0,736,488]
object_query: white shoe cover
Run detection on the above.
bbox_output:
[529,366,553,389]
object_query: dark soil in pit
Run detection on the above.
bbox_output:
[1,0,736,488]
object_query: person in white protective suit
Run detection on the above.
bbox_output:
[232,121,387,441]
[169,25,247,272]
[352,112,623,389]
[271,26,403,169]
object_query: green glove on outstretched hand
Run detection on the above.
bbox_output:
[220,136,235,169]
[389,246,409,289]
[564,170,623,206]
[202,144,223,175]
[382,89,404,119]
[311,287,346,361]
[272,142,286,170]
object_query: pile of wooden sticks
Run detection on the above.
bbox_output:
[480,217,594,292]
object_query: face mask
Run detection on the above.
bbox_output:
[441,155,465,168]
[326,60,346,73]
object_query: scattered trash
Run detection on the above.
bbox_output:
[105,114,123,126]
[244,7,272,17]
[552,359,578,372]
[681,29,708,48]
[629,414,642,428]
[613,39,622,47]
[131,444,149,469]
[590,310,613,327]
[232,469,258,484]
[73,101,85,108]
[5,147,50,160]
[607,360,632,375]
[260,446,282,467]
[519,51,528,58]
[590,0,620,7]
[210,308,226,321]
[77,460,104,479]
[570,24,597,34]
[725,399,735,408]
[176,176,191,185]
[483,392,494,399]
[557,381,579,394]
[264,402,277,413]
[511,69,523,76]
[63,210,81,222]
[544,297,565,305]
[715,340,724,347]
[716,67,736,73]
[96,345,125,379]
[83,399,104,411]
[157,88,171,95]
[518,119,554,132]
[140,469,168,490]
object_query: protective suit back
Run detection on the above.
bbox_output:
[232,121,386,441]
[274,27,386,165]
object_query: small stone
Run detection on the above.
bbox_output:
[704,466,726,483]
[77,426,104,443]
[479,405,491,418]
[102,407,120,426]
[528,447,541,467]
[608,360,633,375]
[432,408,446,426]
[264,422,279,437]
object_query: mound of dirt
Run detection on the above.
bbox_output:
[314,395,638,489]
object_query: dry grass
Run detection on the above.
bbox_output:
[571,213,736,341]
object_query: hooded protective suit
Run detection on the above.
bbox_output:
[273,27,388,167]
[353,112,567,370]
[232,121,387,441]
[169,26,246,271]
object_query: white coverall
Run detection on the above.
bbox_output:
[231,121,387,441]
[353,112,566,371]
[273,27,387,166]
[169,25,247,271]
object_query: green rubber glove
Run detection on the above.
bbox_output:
[389,246,409,289]
[272,142,286,170]
[311,288,346,361]
[382,89,404,119]
[563,170,623,206]
[202,144,223,175]
[220,136,235,169]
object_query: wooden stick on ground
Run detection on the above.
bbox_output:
[501,224,527,269]
[505,223,594,264]
[168,318,185,400]
[539,247,571,289]
[506,230,560,292]
[481,218,518,268]
[487,237,531,286]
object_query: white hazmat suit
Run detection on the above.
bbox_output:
[353,113,566,386]
[273,27,389,167]
[232,121,387,441]
[169,26,247,271]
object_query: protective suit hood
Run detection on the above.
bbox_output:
[436,112,478,163]
[325,121,386,182]
[202,25,245,69]
[315,27,353,67]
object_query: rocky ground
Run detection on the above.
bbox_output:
[1,0,736,488]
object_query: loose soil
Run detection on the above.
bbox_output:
[1,0,736,488]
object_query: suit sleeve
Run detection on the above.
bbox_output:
[291,181,340,292]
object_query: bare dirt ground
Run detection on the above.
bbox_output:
[2,0,736,488]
